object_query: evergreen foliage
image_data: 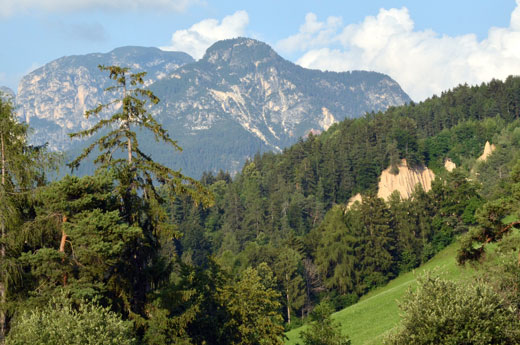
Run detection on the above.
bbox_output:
[171,77,520,321]
[0,95,58,344]
[458,161,520,264]
[144,262,285,345]
[6,70,520,344]
[16,173,142,311]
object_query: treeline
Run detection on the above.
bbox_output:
[173,76,520,321]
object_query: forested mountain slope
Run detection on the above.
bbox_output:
[5,63,520,344]
[172,76,520,322]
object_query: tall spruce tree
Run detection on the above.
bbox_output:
[0,96,53,344]
[68,65,211,320]
[69,65,210,205]
[0,96,22,344]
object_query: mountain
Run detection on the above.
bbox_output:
[147,38,411,176]
[0,86,15,102]
[16,38,411,177]
[16,46,194,151]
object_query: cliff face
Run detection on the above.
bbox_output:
[444,159,456,172]
[16,38,411,177]
[378,159,435,200]
[346,159,435,209]
[16,47,194,151]
[477,141,496,161]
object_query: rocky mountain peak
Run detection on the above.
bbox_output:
[202,37,280,67]
[16,38,411,177]
[16,46,194,150]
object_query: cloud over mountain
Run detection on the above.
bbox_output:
[278,1,520,101]
[161,10,250,59]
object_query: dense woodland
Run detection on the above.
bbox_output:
[173,76,520,315]
[1,72,520,344]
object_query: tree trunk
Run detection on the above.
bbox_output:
[59,215,68,286]
[286,288,291,325]
[127,137,132,164]
[0,132,6,344]
[123,83,132,164]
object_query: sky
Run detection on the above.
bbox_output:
[1,0,519,101]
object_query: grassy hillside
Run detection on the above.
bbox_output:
[285,242,476,345]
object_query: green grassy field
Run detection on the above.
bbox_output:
[285,242,477,345]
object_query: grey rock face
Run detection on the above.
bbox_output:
[16,46,193,150]
[0,86,15,103]
[149,38,410,175]
[16,38,411,177]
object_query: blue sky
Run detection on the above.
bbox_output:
[1,0,519,100]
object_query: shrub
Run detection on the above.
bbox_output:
[384,273,520,345]
[300,301,350,345]
[6,294,135,345]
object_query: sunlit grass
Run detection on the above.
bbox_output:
[285,242,477,345]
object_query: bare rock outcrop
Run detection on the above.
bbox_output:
[346,193,363,209]
[444,158,456,172]
[346,159,435,209]
[477,141,496,162]
[377,159,435,200]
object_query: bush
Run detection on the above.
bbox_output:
[6,294,135,345]
[384,273,520,345]
[300,301,350,345]
[328,292,359,311]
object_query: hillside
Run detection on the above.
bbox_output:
[5,67,520,344]
[175,77,520,255]
[170,77,520,338]
[285,242,476,345]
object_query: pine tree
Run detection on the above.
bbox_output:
[0,96,55,344]
[67,65,212,320]
[19,173,143,311]
[273,248,305,324]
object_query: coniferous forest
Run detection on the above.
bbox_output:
[2,70,520,344]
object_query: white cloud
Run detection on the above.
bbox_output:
[278,1,520,101]
[0,0,199,17]
[277,13,342,53]
[161,10,249,59]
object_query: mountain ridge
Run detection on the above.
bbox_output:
[15,37,411,177]
[16,46,194,151]
[147,37,410,175]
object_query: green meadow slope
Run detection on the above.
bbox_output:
[285,242,476,345]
